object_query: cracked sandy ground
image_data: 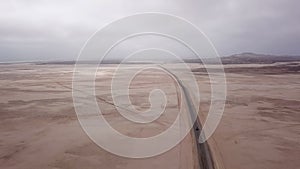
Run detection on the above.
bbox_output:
[0,63,299,169]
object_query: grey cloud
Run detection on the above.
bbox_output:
[0,0,299,61]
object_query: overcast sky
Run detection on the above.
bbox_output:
[0,0,299,62]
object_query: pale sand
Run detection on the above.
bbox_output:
[193,63,300,169]
[0,63,299,169]
[0,64,198,169]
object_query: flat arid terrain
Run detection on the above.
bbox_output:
[0,61,299,169]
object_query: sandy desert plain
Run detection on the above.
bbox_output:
[0,61,299,169]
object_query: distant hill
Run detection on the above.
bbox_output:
[220,53,300,64]
[32,53,300,65]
